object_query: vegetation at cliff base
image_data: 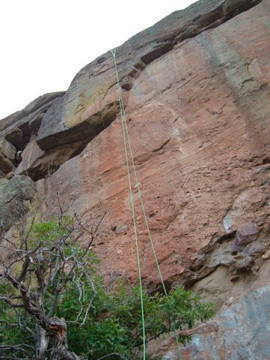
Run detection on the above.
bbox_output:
[0,217,213,359]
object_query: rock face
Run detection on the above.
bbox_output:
[34,0,270,289]
[1,0,270,358]
[0,175,36,234]
[162,283,270,360]
[0,92,65,177]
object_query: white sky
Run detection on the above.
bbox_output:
[0,0,195,119]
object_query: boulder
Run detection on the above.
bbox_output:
[0,153,14,175]
[0,92,65,150]
[0,137,16,161]
[0,175,36,234]
[0,137,16,175]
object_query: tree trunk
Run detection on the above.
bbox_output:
[35,326,49,360]
[48,317,80,360]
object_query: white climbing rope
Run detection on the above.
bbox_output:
[111,47,171,359]
[111,48,168,296]
[111,48,147,360]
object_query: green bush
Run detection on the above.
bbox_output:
[0,219,214,359]
[0,284,35,358]
[56,282,213,359]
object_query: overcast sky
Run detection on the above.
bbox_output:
[0,0,195,119]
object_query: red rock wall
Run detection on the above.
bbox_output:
[36,0,270,288]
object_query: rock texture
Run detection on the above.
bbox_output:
[1,0,270,358]
[37,0,264,152]
[162,283,270,360]
[0,175,36,234]
[35,0,270,290]
[1,0,269,287]
[0,92,65,148]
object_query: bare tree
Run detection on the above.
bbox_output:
[0,209,106,360]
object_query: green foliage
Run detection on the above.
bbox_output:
[56,281,214,359]
[0,284,35,358]
[0,219,214,359]
[30,216,73,246]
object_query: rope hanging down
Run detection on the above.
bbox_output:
[111,49,167,295]
[111,48,146,360]
[111,48,168,358]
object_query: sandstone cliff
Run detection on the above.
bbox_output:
[1,0,270,358]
